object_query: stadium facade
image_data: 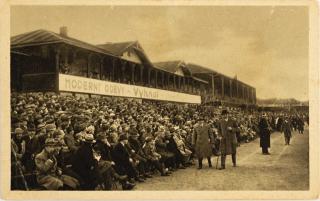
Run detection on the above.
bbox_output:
[11,27,256,105]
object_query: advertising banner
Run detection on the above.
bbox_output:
[59,74,201,104]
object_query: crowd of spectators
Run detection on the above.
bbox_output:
[10,93,308,190]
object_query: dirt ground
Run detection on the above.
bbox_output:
[135,128,309,190]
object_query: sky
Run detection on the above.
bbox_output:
[11,6,309,101]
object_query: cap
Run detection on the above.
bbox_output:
[84,133,96,143]
[45,138,59,146]
[118,134,128,141]
[15,128,24,134]
[46,124,56,132]
[221,110,228,115]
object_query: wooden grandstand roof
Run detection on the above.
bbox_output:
[11,29,115,57]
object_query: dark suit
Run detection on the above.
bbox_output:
[218,118,237,167]
[112,142,138,179]
[259,117,271,154]
[71,142,100,190]
[281,120,292,145]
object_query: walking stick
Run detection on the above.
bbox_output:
[11,142,29,190]
[215,139,222,169]
[215,154,219,169]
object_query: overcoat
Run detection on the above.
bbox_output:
[259,118,271,148]
[218,119,237,155]
[35,150,79,190]
[281,120,292,138]
[192,123,213,158]
[71,142,100,189]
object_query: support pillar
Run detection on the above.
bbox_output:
[55,48,61,92]
[221,76,225,98]
[161,72,164,89]
[211,75,215,97]
[99,57,104,80]
[131,63,135,84]
[155,71,158,88]
[148,69,151,86]
[140,66,144,84]
[111,59,115,81]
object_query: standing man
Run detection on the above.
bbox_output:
[259,113,271,155]
[282,116,292,145]
[192,117,213,169]
[218,110,238,170]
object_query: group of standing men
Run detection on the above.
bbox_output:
[193,109,237,170]
[193,110,307,169]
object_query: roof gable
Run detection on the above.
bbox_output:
[98,41,152,66]
[11,29,113,56]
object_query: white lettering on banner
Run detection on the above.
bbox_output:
[59,74,201,104]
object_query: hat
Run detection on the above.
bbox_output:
[145,136,153,143]
[84,133,96,143]
[15,128,24,134]
[37,123,46,130]
[60,114,71,121]
[46,124,56,132]
[221,110,228,115]
[130,133,139,138]
[45,138,58,147]
[118,134,128,142]
[28,125,36,132]
[53,129,64,139]
[96,133,107,140]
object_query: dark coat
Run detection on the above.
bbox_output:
[192,123,213,158]
[259,118,271,148]
[112,142,137,178]
[282,120,292,138]
[94,140,113,162]
[218,119,237,155]
[71,142,99,189]
[64,133,79,154]
[128,136,147,162]
[155,136,175,159]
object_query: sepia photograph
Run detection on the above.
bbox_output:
[0,0,319,200]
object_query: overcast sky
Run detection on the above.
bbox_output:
[11,6,309,101]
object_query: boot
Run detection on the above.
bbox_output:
[198,159,203,169]
[219,165,225,170]
[122,181,135,190]
[208,157,212,168]
[114,173,128,182]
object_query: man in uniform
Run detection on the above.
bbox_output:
[192,116,213,169]
[218,110,238,170]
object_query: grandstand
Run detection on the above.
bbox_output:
[11,27,256,105]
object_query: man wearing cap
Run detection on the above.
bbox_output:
[94,133,135,190]
[35,138,79,190]
[192,117,214,169]
[71,133,103,190]
[143,137,169,176]
[11,128,26,162]
[21,125,38,172]
[46,124,56,138]
[259,113,271,155]
[218,110,238,170]
[128,132,152,179]
[112,134,143,183]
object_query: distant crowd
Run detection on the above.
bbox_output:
[11,93,308,190]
